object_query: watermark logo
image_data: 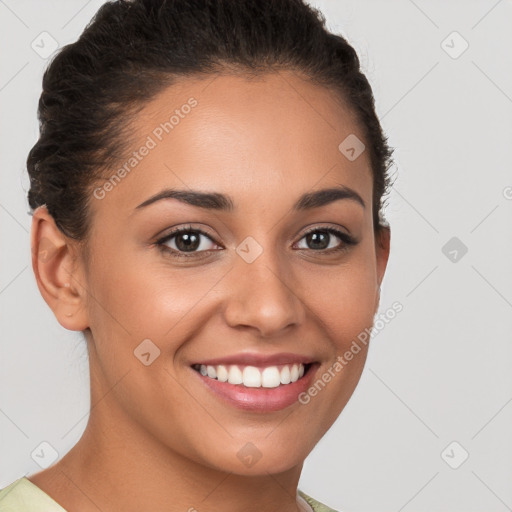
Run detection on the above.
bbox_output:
[31,441,59,469]
[236,236,264,263]
[134,339,161,366]
[33,236,58,263]
[339,134,365,161]
[237,442,262,468]
[441,441,469,469]
[441,31,469,60]
[31,31,59,59]
[442,236,468,263]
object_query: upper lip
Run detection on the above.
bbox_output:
[191,352,317,367]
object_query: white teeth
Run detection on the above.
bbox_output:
[216,364,229,382]
[207,365,217,378]
[242,366,261,387]
[290,364,299,383]
[195,363,307,388]
[261,366,281,388]
[280,365,291,385]
[228,365,243,385]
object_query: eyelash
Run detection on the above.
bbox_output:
[155,225,358,259]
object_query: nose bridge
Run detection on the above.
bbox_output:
[222,239,305,336]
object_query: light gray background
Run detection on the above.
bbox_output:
[1,1,511,511]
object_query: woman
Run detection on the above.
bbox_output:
[0,0,393,510]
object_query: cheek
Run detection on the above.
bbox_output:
[302,257,378,349]
[85,239,219,340]
[82,254,225,452]
[295,253,378,427]
[321,280,376,347]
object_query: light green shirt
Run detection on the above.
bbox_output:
[0,477,338,511]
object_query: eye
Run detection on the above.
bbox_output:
[295,226,357,253]
[156,226,222,258]
[155,224,358,260]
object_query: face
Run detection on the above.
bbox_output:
[35,70,390,475]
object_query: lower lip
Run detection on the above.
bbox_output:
[191,364,319,412]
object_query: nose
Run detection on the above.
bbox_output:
[222,250,306,337]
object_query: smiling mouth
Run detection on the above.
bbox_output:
[191,362,314,388]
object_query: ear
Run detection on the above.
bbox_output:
[373,225,391,313]
[30,206,89,331]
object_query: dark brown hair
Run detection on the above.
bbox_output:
[27,0,395,241]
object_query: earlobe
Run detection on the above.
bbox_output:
[30,206,89,331]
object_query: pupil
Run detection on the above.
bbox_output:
[308,231,329,250]
[176,232,199,252]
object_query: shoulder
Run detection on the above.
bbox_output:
[0,477,67,512]
[298,489,340,512]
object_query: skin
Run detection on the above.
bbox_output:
[28,70,390,512]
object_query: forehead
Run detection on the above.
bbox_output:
[94,70,373,215]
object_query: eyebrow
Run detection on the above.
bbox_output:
[135,185,365,212]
